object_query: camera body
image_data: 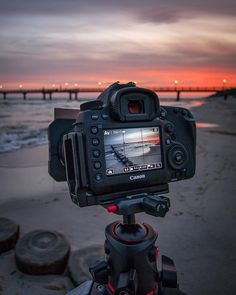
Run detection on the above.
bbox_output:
[48,82,196,207]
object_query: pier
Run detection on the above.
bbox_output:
[0,86,235,101]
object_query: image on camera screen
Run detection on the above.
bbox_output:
[104,127,162,176]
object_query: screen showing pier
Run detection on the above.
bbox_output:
[103,127,162,176]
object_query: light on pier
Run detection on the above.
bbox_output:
[222,79,227,91]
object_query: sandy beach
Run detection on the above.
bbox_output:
[0,96,236,295]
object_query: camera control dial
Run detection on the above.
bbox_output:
[167,145,188,170]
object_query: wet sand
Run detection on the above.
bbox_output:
[0,96,236,295]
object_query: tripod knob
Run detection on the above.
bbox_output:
[89,260,109,285]
[143,195,170,217]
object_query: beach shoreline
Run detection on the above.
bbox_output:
[0,95,236,295]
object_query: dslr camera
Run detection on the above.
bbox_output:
[48,82,196,208]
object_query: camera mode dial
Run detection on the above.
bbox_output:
[167,145,188,170]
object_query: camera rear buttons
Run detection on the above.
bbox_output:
[174,151,184,164]
[91,126,98,134]
[102,114,108,120]
[160,109,167,118]
[93,149,100,158]
[91,114,99,120]
[165,123,174,133]
[92,138,100,146]
[168,145,187,170]
[173,107,179,113]
[165,138,171,145]
[94,161,102,169]
[95,174,102,181]
[182,109,188,116]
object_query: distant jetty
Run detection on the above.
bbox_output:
[0,86,235,101]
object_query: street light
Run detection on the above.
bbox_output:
[174,80,178,85]
[19,84,23,89]
[98,81,102,87]
[0,85,3,89]
[65,82,69,87]
[52,84,56,88]
[74,83,78,88]
[223,79,227,90]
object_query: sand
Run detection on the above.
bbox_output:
[0,96,236,295]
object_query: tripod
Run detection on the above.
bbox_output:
[67,193,180,295]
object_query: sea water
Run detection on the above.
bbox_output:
[0,93,207,153]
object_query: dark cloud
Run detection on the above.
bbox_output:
[1,45,235,82]
[136,1,236,23]
[0,0,236,22]
[0,0,235,85]
[115,49,236,70]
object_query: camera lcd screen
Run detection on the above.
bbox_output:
[103,127,162,176]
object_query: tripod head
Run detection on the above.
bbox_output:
[84,193,177,295]
[67,192,178,295]
[103,193,170,223]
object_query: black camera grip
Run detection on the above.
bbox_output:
[63,132,88,198]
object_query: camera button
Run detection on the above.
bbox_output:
[182,109,188,116]
[168,145,187,170]
[95,174,102,181]
[91,126,98,134]
[93,149,100,158]
[165,138,171,145]
[160,109,167,118]
[102,114,108,120]
[173,107,179,113]
[165,123,174,133]
[94,161,102,169]
[91,114,99,120]
[92,138,100,146]
[175,151,184,163]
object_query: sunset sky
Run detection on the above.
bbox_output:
[0,0,236,88]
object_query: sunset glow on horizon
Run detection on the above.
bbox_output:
[0,0,236,88]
